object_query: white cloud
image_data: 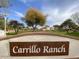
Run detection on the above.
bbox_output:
[14,11,24,17]
[20,0,27,3]
[8,9,24,18]
[42,7,65,25]
[20,0,35,4]
[63,4,79,17]
[41,3,79,26]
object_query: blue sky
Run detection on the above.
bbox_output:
[0,0,79,26]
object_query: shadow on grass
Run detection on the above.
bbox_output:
[6,32,17,35]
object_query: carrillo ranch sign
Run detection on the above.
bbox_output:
[10,42,69,56]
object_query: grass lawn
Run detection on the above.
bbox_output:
[6,30,79,40]
[49,30,79,40]
[50,30,79,37]
[67,32,79,37]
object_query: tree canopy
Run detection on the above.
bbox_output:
[0,16,4,30]
[71,12,79,25]
[9,20,24,33]
[25,8,46,31]
[61,19,77,29]
[60,19,78,32]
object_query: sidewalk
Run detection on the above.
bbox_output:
[0,35,79,59]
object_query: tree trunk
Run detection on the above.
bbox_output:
[14,28,18,34]
[32,25,37,32]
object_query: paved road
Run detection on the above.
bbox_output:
[0,35,79,59]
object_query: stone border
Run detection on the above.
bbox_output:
[0,32,79,41]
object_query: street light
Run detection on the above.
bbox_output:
[0,0,9,34]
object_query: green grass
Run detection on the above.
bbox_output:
[67,32,79,37]
[51,30,79,40]
[51,30,79,37]
[6,30,79,40]
[50,30,67,35]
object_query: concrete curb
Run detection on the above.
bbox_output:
[0,32,78,41]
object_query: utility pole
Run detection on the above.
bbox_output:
[0,0,9,34]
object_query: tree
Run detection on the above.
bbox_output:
[0,16,5,30]
[60,19,78,33]
[9,20,19,34]
[18,23,25,29]
[71,12,79,25]
[25,8,46,31]
[53,25,60,30]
